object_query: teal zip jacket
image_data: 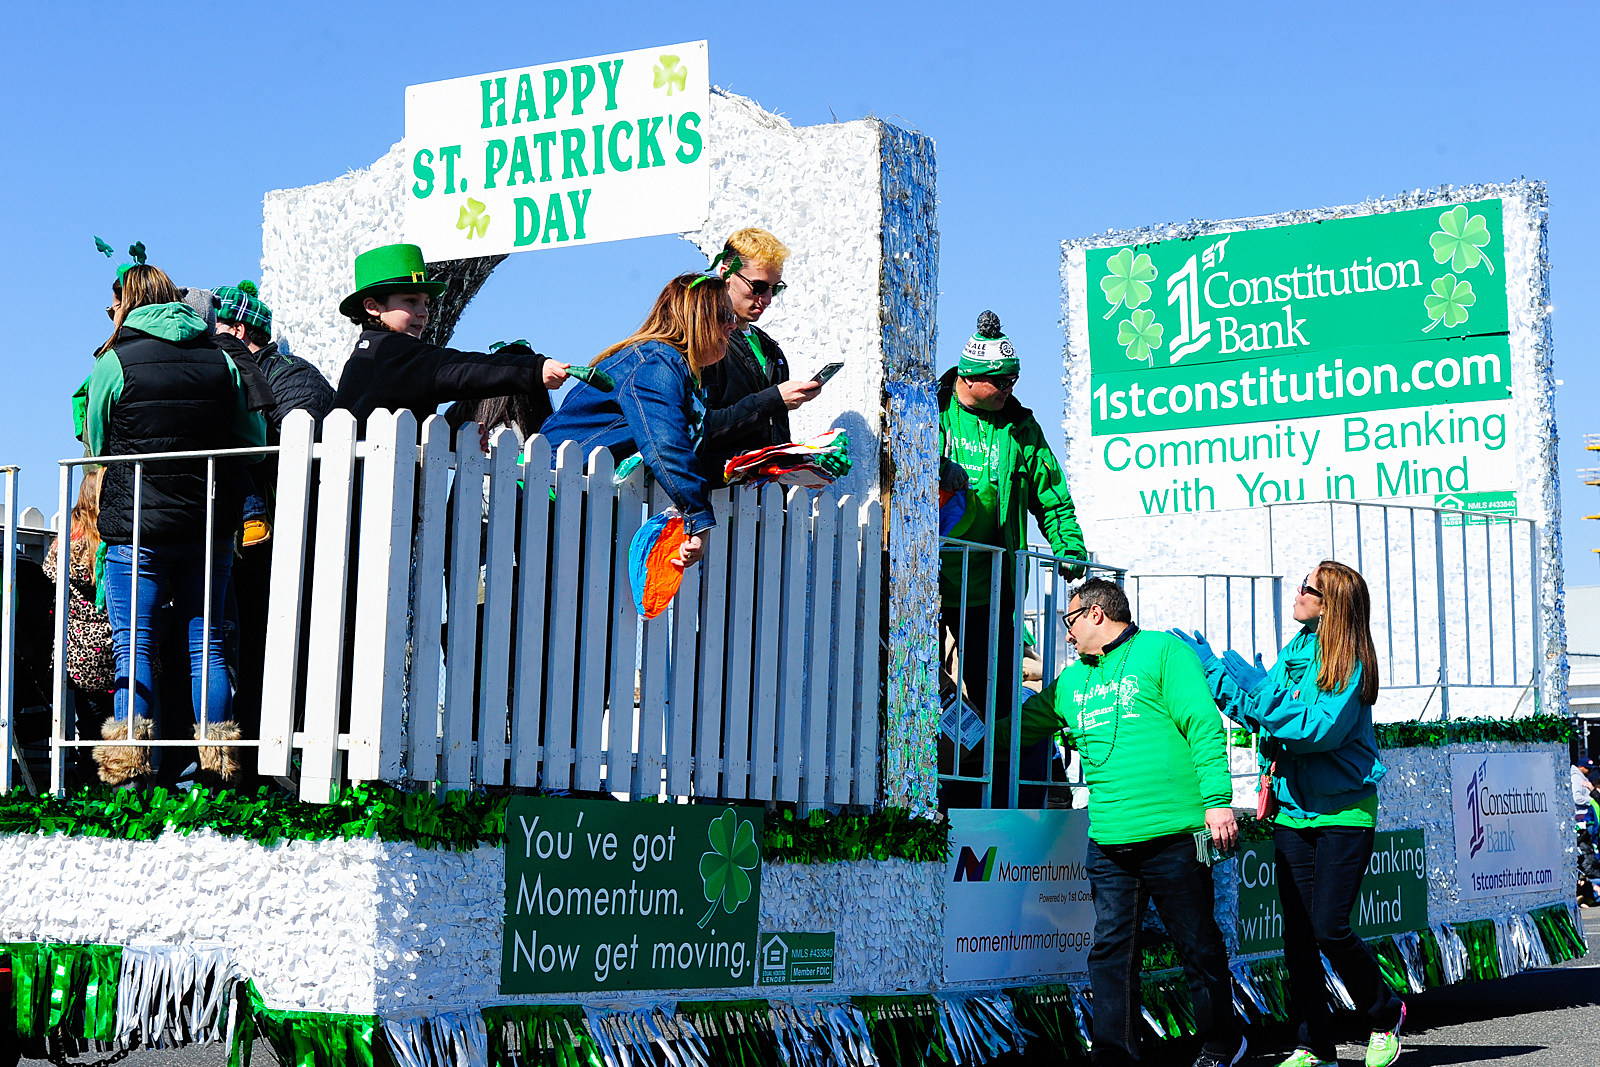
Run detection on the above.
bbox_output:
[1021,628,1232,845]
[1205,622,1385,819]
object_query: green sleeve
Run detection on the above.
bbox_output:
[1162,637,1233,809]
[1019,675,1068,747]
[1019,420,1086,561]
[222,354,269,456]
[82,353,125,457]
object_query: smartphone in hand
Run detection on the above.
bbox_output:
[811,362,845,386]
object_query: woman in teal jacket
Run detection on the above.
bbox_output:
[1172,561,1405,1067]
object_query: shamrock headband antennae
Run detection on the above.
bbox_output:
[690,249,743,288]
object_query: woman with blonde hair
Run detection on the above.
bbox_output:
[540,272,737,568]
[81,263,265,787]
[1172,561,1403,1067]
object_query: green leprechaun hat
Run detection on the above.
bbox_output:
[339,243,447,317]
[957,310,1019,377]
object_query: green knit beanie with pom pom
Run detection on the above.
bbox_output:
[214,279,272,336]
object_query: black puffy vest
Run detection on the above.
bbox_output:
[97,327,248,545]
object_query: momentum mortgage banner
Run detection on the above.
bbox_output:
[406,41,710,259]
[1071,199,1515,520]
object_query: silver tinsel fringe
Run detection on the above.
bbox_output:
[769,1001,875,1067]
[584,1004,712,1067]
[115,944,238,1049]
[933,994,1025,1064]
[383,1010,488,1067]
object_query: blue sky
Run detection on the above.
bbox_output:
[5,1,1599,578]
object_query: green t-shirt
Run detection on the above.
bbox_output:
[940,400,1005,603]
[744,328,768,374]
[1022,629,1233,845]
[1275,793,1378,829]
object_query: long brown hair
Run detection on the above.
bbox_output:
[1313,559,1380,705]
[98,264,183,355]
[594,274,732,381]
[69,467,105,567]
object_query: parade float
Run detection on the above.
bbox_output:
[0,42,1583,1067]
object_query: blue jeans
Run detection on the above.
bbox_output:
[1087,833,1241,1065]
[1275,826,1403,1058]
[103,543,233,728]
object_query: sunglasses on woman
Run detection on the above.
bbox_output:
[1299,581,1322,598]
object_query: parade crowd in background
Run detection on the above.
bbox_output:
[50,233,1413,1067]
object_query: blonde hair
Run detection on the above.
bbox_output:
[1313,560,1380,706]
[99,264,183,356]
[69,467,105,567]
[723,227,789,270]
[595,274,732,381]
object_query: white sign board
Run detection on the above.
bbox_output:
[405,41,710,259]
[1451,751,1562,899]
[943,809,1094,982]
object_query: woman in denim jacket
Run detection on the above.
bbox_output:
[541,274,736,567]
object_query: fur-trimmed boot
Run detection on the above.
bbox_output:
[195,720,243,787]
[95,716,154,787]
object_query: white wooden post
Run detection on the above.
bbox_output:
[476,429,521,787]
[604,462,645,794]
[829,496,862,805]
[442,428,486,790]
[407,415,453,783]
[298,411,358,802]
[510,436,552,787]
[574,448,615,791]
[635,479,670,798]
[258,411,316,778]
[693,493,733,797]
[542,442,586,789]
[721,488,759,798]
[774,488,810,802]
[748,483,785,801]
[803,492,838,806]
[854,500,884,805]
[665,536,701,796]
[346,409,417,781]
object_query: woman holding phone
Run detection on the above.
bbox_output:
[1171,561,1403,1067]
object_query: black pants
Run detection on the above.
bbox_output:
[1087,833,1242,1064]
[1275,825,1404,1058]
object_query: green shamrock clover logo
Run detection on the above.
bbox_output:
[456,197,490,239]
[1423,274,1476,333]
[654,54,688,95]
[1117,308,1164,365]
[1429,205,1495,275]
[697,808,759,928]
[1100,248,1158,320]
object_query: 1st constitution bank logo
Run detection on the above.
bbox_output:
[1463,757,1549,860]
[1096,205,1498,370]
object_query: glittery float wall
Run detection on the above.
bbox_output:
[878,122,940,814]
[1060,182,1564,723]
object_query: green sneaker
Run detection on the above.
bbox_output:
[1365,1001,1407,1067]
[1277,1050,1335,1067]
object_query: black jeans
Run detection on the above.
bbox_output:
[1087,834,1241,1065]
[1275,826,1403,1057]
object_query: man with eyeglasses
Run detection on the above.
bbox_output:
[1022,579,1243,1067]
[699,228,821,484]
[939,310,1086,808]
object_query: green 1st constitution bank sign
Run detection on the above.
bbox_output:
[1079,200,1514,519]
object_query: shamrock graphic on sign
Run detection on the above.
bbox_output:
[456,197,490,239]
[1117,308,1164,366]
[654,54,688,95]
[698,808,759,928]
[1423,274,1476,333]
[1100,248,1158,319]
[1429,205,1495,275]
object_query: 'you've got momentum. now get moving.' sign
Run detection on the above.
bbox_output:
[406,41,710,259]
[1077,200,1516,520]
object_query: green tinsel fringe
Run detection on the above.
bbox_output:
[2,942,120,1042]
[233,981,378,1067]
[851,995,949,1067]
[1375,714,1571,749]
[483,1004,601,1067]
[1007,985,1087,1062]
[0,783,946,864]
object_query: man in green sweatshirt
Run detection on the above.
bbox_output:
[1019,578,1243,1067]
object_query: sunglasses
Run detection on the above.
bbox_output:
[1299,581,1323,598]
[969,374,1018,389]
[1063,605,1093,629]
[734,273,787,298]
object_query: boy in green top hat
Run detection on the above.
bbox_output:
[331,243,570,428]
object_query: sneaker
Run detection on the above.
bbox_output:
[1365,1001,1406,1067]
[1277,1050,1336,1067]
[1192,1035,1247,1067]
[242,518,272,547]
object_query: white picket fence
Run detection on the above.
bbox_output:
[259,409,884,805]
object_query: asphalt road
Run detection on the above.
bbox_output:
[16,910,1600,1066]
